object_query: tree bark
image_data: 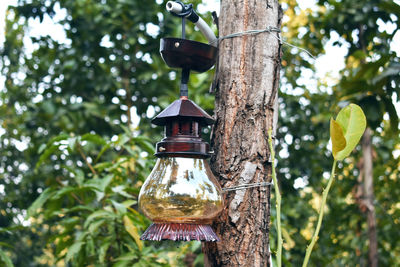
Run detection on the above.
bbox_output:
[204,1,282,266]
[362,128,378,267]
[357,24,378,267]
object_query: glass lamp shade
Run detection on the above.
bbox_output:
[139,157,223,241]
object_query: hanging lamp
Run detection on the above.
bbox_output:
[138,1,223,242]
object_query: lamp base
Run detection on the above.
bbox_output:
[140,223,220,242]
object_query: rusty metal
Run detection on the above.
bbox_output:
[160,38,218,73]
[152,98,214,157]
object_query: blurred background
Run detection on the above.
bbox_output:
[0,0,399,266]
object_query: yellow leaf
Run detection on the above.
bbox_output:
[282,228,295,250]
[330,118,346,159]
[123,216,143,251]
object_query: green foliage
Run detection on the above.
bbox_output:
[268,129,282,267]
[271,104,366,266]
[1,0,399,265]
[0,0,212,265]
[0,249,14,267]
[278,0,399,265]
[316,0,399,134]
[25,131,185,265]
[302,104,365,267]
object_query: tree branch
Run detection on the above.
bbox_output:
[302,160,337,267]
[268,129,282,267]
[56,177,84,205]
[76,142,97,176]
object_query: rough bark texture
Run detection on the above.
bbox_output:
[203,1,282,266]
[362,128,378,267]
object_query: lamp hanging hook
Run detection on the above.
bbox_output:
[166,1,218,47]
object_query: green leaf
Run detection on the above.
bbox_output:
[35,144,58,169]
[65,205,94,214]
[88,219,106,235]
[74,169,85,186]
[65,241,85,263]
[93,161,113,172]
[330,118,346,159]
[132,136,155,154]
[120,124,133,137]
[0,242,13,249]
[379,1,400,17]
[123,216,143,251]
[113,259,135,267]
[68,136,78,151]
[0,228,12,235]
[63,166,85,186]
[111,200,127,215]
[84,174,114,193]
[84,210,116,229]
[381,94,399,134]
[99,237,113,263]
[81,133,107,145]
[114,252,138,262]
[95,142,112,163]
[46,133,70,147]
[106,158,129,172]
[122,200,137,207]
[372,63,400,84]
[37,143,47,154]
[112,185,134,199]
[0,249,14,267]
[27,188,56,217]
[51,186,77,200]
[116,134,131,146]
[334,104,366,160]
[98,174,114,191]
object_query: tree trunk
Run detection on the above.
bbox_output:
[204,1,282,266]
[362,128,378,267]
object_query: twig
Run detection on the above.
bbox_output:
[123,76,133,127]
[115,219,122,254]
[302,160,337,267]
[55,177,84,205]
[268,129,282,267]
[76,142,97,176]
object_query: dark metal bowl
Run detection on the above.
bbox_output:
[160,38,218,73]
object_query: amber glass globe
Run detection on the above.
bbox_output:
[139,157,223,224]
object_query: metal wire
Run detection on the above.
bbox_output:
[211,26,316,60]
[223,182,273,192]
[210,27,311,193]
